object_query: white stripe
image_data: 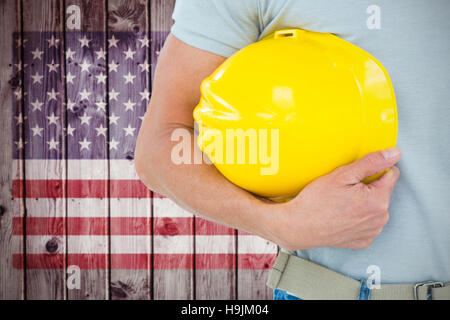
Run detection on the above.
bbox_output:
[13,159,139,180]
[26,199,152,217]
[153,198,194,218]
[238,236,278,254]
[25,198,66,217]
[68,198,108,217]
[21,159,66,180]
[16,235,276,254]
[68,160,107,180]
[110,198,151,217]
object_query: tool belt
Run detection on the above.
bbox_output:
[267,251,450,300]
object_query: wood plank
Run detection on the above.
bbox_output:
[0,0,25,300]
[237,232,277,300]
[107,0,152,300]
[21,0,67,300]
[153,198,193,299]
[150,0,175,80]
[64,0,109,300]
[150,0,194,300]
[195,218,236,299]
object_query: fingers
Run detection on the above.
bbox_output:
[337,147,402,184]
[368,166,400,197]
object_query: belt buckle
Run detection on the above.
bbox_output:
[414,281,444,300]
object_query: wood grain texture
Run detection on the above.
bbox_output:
[0,0,276,300]
[22,0,67,300]
[195,218,236,300]
[238,232,274,300]
[108,0,152,300]
[153,198,194,299]
[0,0,24,300]
[65,0,109,300]
[150,0,195,300]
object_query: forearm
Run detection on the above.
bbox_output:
[135,124,277,241]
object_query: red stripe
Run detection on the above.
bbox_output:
[12,254,276,269]
[12,217,236,235]
[12,180,152,198]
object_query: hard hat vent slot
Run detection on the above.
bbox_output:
[278,32,294,38]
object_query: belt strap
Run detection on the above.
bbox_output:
[267,251,450,300]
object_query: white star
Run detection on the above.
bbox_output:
[79,59,91,73]
[95,124,107,137]
[138,35,150,48]
[109,60,119,72]
[140,89,150,101]
[79,88,91,100]
[95,48,106,60]
[31,99,43,111]
[47,60,59,73]
[47,35,60,48]
[14,63,27,71]
[79,113,92,125]
[109,138,119,150]
[47,137,59,150]
[14,113,27,125]
[67,99,77,112]
[14,62,28,71]
[109,88,119,101]
[31,72,43,84]
[123,124,136,137]
[123,72,136,84]
[79,137,92,151]
[78,35,91,48]
[31,48,44,60]
[14,88,24,100]
[139,60,150,73]
[15,138,27,149]
[47,113,59,125]
[66,48,76,60]
[47,88,59,101]
[108,35,119,48]
[124,47,136,60]
[109,113,120,125]
[66,72,76,84]
[95,100,107,112]
[66,124,75,136]
[123,99,136,111]
[96,73,107,84]
[31,124,43,137]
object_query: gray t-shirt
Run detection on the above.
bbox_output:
[171,0,450,283]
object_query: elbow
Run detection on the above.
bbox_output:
[134,135,162,194]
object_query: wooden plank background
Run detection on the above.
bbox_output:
[0,0,276,300]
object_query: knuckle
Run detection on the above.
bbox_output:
[380,211,390,225]
[352,240,372,250]
[373,211,389,228]
[331,166,349,182]
[378,200,390,212]
[362,239,373,248]
[369,227,384,239]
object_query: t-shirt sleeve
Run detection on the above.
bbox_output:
[171,0,262,58]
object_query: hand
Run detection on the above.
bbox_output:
[269,147,402,250]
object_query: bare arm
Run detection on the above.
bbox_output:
[135,35,276,240]
[135,34,402,250]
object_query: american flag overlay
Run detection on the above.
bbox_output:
[10,29,277,275]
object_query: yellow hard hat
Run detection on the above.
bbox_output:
[193,29,397,201]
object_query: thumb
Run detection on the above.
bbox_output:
[342,147,402,184]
